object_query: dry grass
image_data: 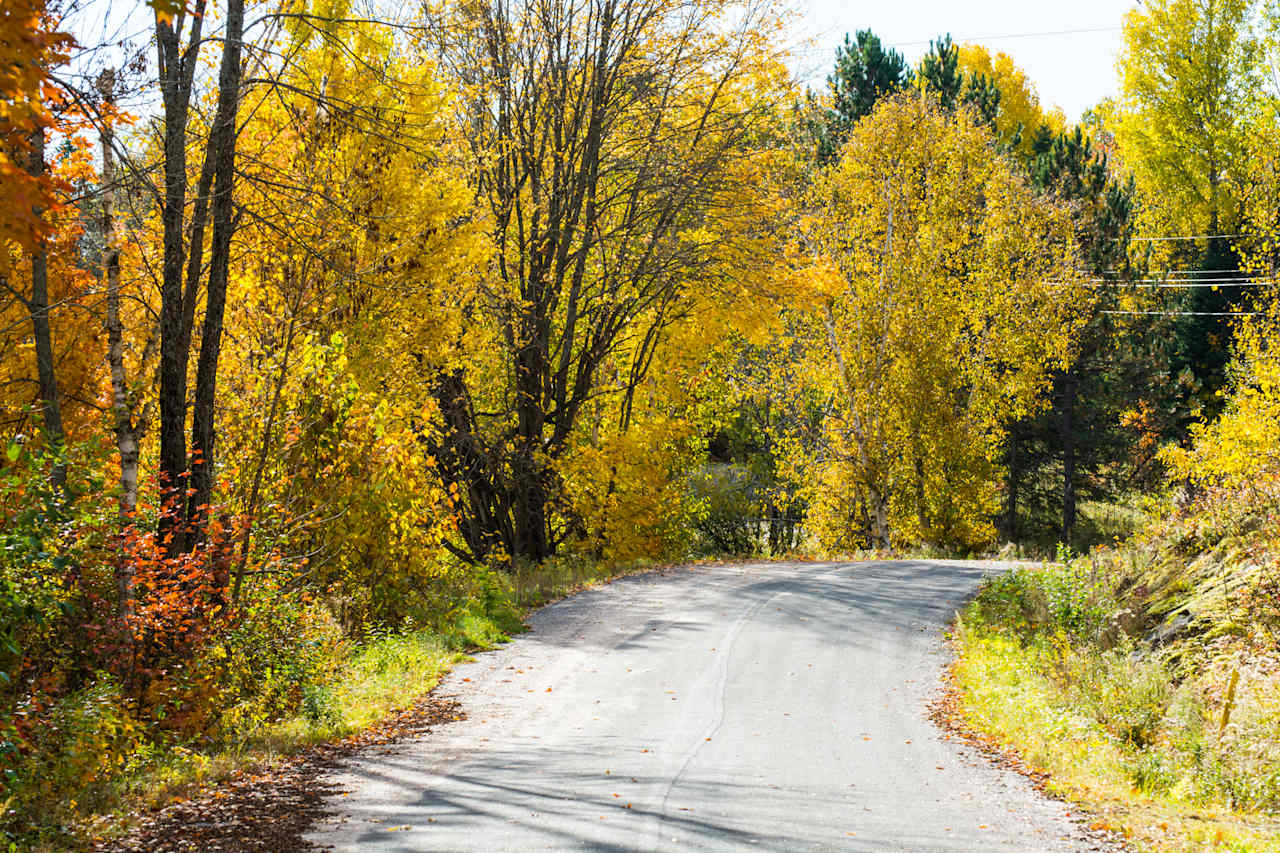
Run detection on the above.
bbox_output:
[953,561,1280,851]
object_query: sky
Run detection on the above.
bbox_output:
[65,0,1140,124]
[787,0,1141,122]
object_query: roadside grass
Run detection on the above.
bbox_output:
[84,630,456,816]
[23,555,674,852]
[951,561,1280,851]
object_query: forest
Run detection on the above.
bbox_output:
[2,0,1280,847]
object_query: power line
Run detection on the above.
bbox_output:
[1085,280,1264,288]
[887,26,1122,48]
[1105,269,1256,275]
[1103,310,1261,316]
[1048,279,1270,288]
[1128,233,1245,242]
[790,25,1122,58]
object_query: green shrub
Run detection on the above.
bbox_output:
[300,685,338,727]
[215,591,344,740]
[1064,651,1173,747]
[1126,750,1177,795]
[688,463,765,555]
[969,561,1115,642]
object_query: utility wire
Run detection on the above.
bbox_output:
[1085,281,1265,288]
[1103,310,1261,316]
[1127,233,1245,242]
[1105,269,1258,275]
[791,25,1122,57]
[1049,279,1270,288]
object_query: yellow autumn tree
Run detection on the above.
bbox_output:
[957,44,1065,155]
[795,92,1085,551]
[1163,54,1280,491]
[1110,0,1264,240]
[213,11,486,623]
[429,0,796,565]
[1162,295,1280,491]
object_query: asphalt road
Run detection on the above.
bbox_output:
[307,560,1111,852]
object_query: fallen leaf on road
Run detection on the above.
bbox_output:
[98,696,461,852]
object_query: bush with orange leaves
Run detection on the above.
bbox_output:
[0,439,321,842]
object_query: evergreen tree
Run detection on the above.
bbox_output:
[1176,235,1243,407]
[960,70,1001,128]
[919,35,962,108]
[1110,0,1262,409]
[1004,127,1187,547]
[814,29,910,162]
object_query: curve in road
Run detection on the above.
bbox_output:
[307,560,1109,852]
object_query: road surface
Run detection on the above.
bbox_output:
[307,560,1110,851]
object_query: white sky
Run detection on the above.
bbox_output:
[66,0,1139,124]
[786,0,1141,122]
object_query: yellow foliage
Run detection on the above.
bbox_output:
[1109,0,1263,239]
[210,13,485,625]
[957,44,1063,155]
[1163,293,1280,487]
[558,416,700,564]
[795,93,1085,550]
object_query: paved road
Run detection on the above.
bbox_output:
[307,560,1109,852]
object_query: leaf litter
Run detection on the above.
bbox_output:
[97,694,463,852]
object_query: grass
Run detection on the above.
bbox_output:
[951,560,1280,851]
[65,625,477,850]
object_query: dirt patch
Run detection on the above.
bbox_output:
[98,694,464,853]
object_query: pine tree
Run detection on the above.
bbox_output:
[960,71,1001,129]
[1003,126,1188,547]
[919,35,962,108]
[813,30,910,162]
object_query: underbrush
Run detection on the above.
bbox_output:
[955,555,1280,851]
[6,590,501,850]
[4,539,658,852]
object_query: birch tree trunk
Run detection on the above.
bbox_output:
[98,69,143,614]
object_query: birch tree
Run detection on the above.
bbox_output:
[800,93,1084,549]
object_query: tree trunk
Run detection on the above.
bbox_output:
[820,304,889,550]
[1003,430,1020,542]
[868,483,890,550]
[513,309,550,562]
[99,69,141,615]
[24,124,66,492]
[914,448,927,538]
[1060,372,1077,546]
[431,369,511,561]
[100,75,139,517]
[189,0,246,539]
[155,9,204,553]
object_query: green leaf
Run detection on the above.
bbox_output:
[4,442,18,463]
